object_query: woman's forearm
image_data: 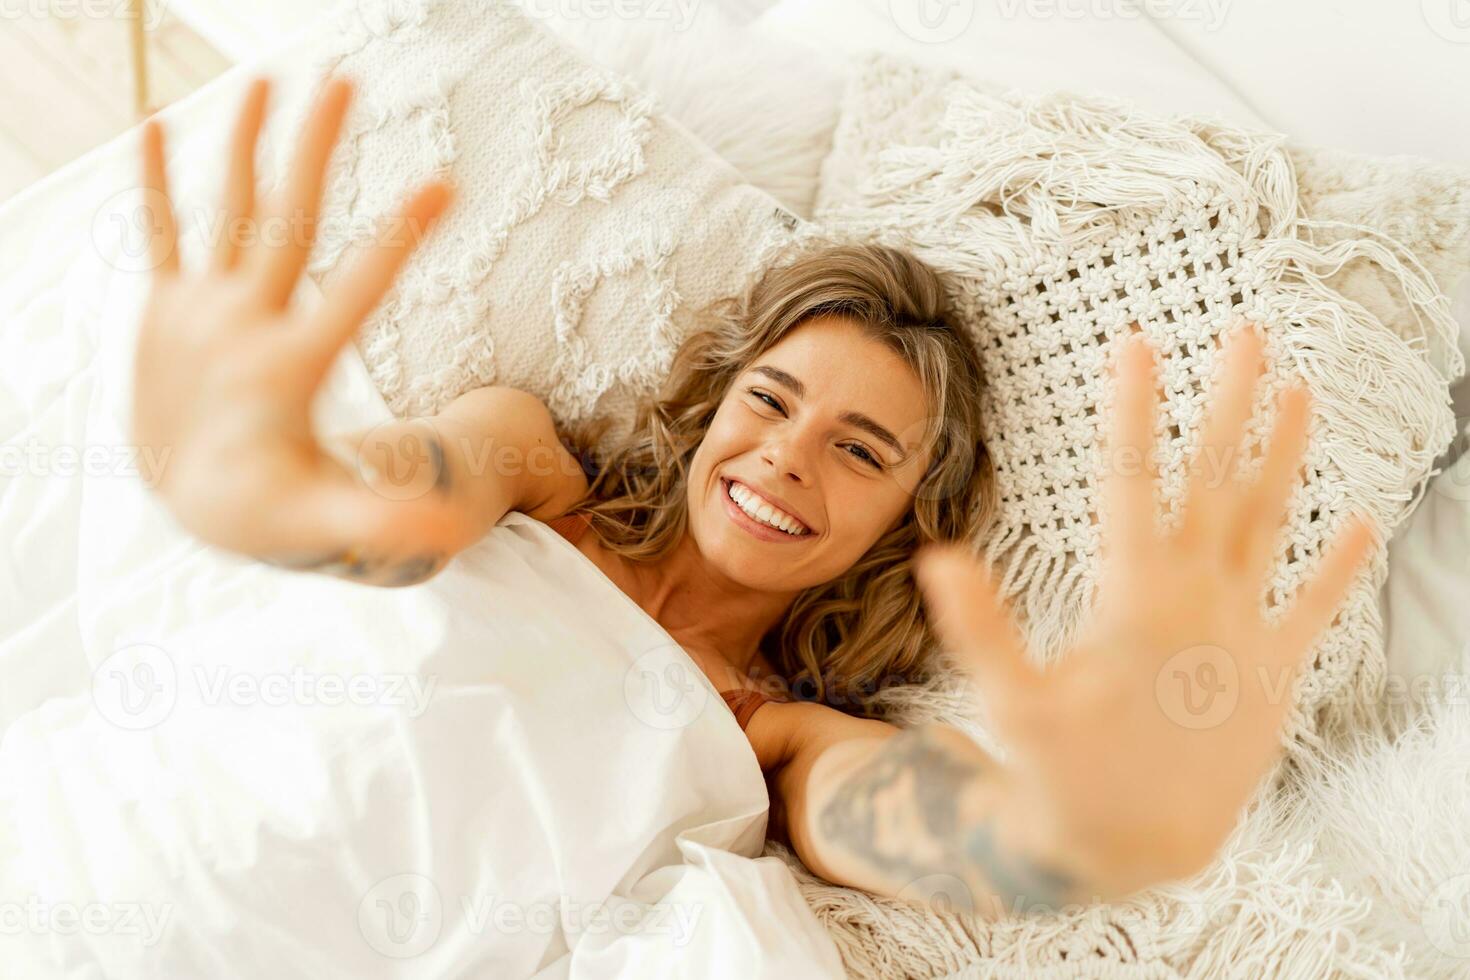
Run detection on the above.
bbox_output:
[258,429,460,587]
[797,724,1106,920]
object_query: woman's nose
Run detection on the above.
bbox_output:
[762,429,817,484]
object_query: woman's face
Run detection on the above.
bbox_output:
[687,314,936,593]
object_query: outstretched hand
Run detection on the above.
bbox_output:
[130,76,459,559]
[913,327,1375,897]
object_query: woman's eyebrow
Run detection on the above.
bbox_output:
[749,365,908,458]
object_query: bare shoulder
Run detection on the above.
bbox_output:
[435,385,590,522]
[743,697,898,773]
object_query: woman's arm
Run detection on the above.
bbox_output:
[766,706,1103,920]
[763,327,1376,918]
[302,386,590,586]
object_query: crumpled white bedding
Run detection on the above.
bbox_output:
[0,69,842,979]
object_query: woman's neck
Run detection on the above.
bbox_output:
[626,529,797,680]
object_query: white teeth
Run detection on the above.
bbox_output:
[727,481,807,536]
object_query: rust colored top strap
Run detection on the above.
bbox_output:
[719,688,779,731]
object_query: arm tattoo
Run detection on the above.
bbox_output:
[426,433,451,496]
[263,548,446,587]
[817,727,1078,915]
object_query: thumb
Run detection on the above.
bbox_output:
[914,543,1041,705]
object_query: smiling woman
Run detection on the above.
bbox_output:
[558,242,997,711]
[131,78,1378,923]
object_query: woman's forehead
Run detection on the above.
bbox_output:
[747,317,935,460]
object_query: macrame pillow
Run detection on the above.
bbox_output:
[774,53,1466,980]
[268,0,811,448]
[815,54,1463,757]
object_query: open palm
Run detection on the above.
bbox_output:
[130,76,460,561]
[915,327,1375,897]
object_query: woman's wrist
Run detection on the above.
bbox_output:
[983,771,1110,913]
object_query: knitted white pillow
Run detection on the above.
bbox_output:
[270,0,809,449]
[816,54,1463,757]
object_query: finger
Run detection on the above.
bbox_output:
[140,119,180,276]
[257,76,354,307]
[914,543,1042,714]
[1234,385,1311,582]
[1275,513,1377,662]
[296,180,454,383]
[1181,326,1264,539]
[1101,332,1160,561]
[213,77,271,272]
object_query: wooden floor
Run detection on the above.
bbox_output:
[0,6,229,204]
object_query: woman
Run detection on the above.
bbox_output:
[131,76,1375,920]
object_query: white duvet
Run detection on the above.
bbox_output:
[0,63,842,980]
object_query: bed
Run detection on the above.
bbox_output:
[3,1,1468,977]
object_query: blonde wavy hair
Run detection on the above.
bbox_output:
[561,242,997,717]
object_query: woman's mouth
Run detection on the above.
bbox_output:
[720,478,814,543]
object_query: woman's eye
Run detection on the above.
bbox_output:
[749,389,783,413]
[845,444,883,470]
